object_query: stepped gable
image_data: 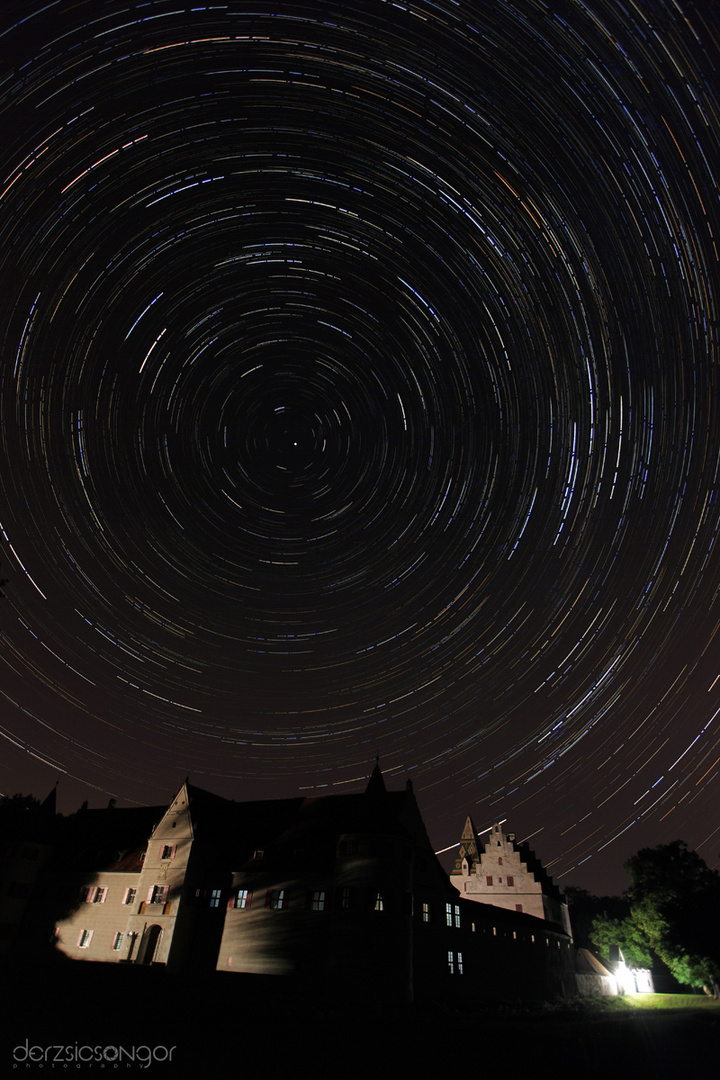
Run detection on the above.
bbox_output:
[510,837,564,904]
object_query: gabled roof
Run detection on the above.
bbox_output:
[49,804,165,872]
[183,777,416,872]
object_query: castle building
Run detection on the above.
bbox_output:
[1,766,579,1004]
[450,818,572,938]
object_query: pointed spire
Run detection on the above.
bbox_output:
[40,782,58,816]
[365,756,387,797]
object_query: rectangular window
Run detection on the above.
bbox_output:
[422,902,430,923]
[340,887,351,910]
[311,890,325,912]
[507,875,514,887]
[454,905,461,928]
[234,888,251,910]
[160,845,176,860]
[486,876,493,886]
[374,892,384,912]
[77,929,93,949]
[80,886,92,903]
[498,856,503,865]
[209,889,222,908]
[267,889,287,910]
[112,932,123,951]
[447,950,454,975]
[457,951,464,975]
[93,887,107,904]
[515,903,523,912]
[149,885,168,905]
[122,888,136,906]
[445,902,453,927]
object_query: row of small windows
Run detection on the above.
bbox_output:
[227,888,378,912]
[73,920,574,954]
[485,876,514,886]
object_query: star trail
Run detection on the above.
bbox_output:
[0,0,719,891]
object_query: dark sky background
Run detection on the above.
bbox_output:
[0,0,718,896]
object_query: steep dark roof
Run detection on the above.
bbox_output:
[185,780,415,872]
[50,804,165,872]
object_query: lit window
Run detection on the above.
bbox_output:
[160,845,176,860]
[374,893,384,912]
[448,951,463,975]
[78,929,93,949]
[267,889,287,910]
[507,875,514,887]
[446,902,453,927]
[209,889,222,908]
[235,889,251,909]
[422,902,430,923]
[454,905,460,928]
[311,890,325,912]
[122,888,136,906]
[112,932,123,951]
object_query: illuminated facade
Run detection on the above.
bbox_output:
[2,767,579,1003]
[450,818,572,938]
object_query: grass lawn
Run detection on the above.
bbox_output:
[623,991,720,1010]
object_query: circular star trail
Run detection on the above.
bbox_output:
[0,0,719,888]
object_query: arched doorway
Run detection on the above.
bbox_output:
[136,924,162,965]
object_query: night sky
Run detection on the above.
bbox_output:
[0,0,719,895]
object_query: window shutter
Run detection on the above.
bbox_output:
[245,891,252,910]
[147,887,154,904]
[264,890,271,908]
[227,896,235,910]
[162,886,169,904]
